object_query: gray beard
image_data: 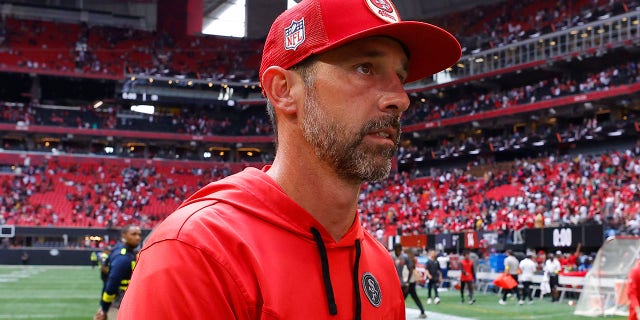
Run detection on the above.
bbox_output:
[300,89,400,183]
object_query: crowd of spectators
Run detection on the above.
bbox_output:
[0,158,234,229]
[430,0,636,54]
[361,143,640,243]
[399,113,636,164]
[0,54,639,159]
[0,103,272,138]
[3,142,639,248]
[403,59,640,126]
[0,0,637,81]
[0,16,263,81]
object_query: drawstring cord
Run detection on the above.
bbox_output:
[310,227,363,319]
[353,239,362,320]
[311,227,338,315]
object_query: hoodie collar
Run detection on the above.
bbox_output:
[180,166,365,245]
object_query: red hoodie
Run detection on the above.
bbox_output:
[119,167,405,319]
[628,259,640,320]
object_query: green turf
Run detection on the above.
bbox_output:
[406,286,627,320]
[0,265,628,320]
[0,265,102,320]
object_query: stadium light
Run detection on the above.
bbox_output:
[131,105,155,114]
[532,140,546,146]
[607,129,623,136]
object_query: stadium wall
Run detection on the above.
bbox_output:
[0,226,152,265]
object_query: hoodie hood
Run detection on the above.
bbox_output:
[178,166,364,246]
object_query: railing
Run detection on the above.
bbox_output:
[408,10,640,90]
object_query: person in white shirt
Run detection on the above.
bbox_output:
[500,250,521,305]
[519,254,538,304]
[543,253,562,302]
[437,252,450,287]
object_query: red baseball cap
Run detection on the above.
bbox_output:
[260,0,462,85]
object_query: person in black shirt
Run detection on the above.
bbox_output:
[425,249,441,304]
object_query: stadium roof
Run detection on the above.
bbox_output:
[201,0,496,37]
[202,0,301,37]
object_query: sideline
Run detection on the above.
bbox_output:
[406,307,475,320]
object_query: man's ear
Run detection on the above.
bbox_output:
[261,66,300,115]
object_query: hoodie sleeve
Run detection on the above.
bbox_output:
[628,260,640,312]
[118,239,262,320]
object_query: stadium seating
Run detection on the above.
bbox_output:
[0,153,245,229]
[1,0,640,244]
[360,148,640,237]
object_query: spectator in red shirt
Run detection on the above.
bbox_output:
[459,250,476,305]
[566,243,581,271]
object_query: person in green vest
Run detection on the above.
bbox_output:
[90,251,98,269]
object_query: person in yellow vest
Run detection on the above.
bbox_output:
[93,225,141,320]
[90,251,98,269]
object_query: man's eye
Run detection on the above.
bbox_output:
[356,63,373,75]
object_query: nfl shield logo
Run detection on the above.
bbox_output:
[284,18,305,50]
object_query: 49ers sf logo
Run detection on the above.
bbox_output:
[365,0,399,23]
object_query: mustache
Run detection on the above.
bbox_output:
[360,116,402,141]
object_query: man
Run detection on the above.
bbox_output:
[399,247,427,319]
[437,251,450,287]
[544,252,562,302]
[391,243,411,293]
[459,251,476,305]
[118,0,460,319]
[628,257,640,320]
[499,250,521,305]
[425,249,441,305]
[94,225,142,320]
[518,253,537,304]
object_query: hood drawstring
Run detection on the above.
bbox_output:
[310,228,363,319]
[311,227,338,315]
[353,239,362,320]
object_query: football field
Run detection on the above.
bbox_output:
[406,285,627,320]
[0,265,627,320]
[0,265,101,320]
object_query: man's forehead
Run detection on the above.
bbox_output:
[318,36,409,68]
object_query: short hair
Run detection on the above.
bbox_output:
[265,55,319,148]
[121,224,139,235]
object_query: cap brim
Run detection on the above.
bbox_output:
[314,21,461,83]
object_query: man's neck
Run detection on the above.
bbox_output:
[267,159,361,241]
